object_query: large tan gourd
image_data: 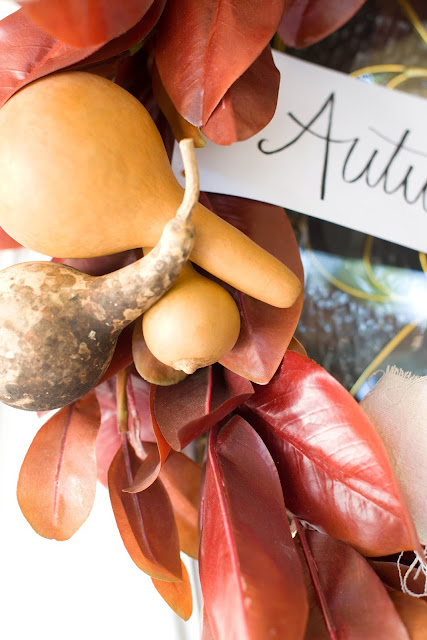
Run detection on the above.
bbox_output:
[0,71,301,309]
[142,262,241,374]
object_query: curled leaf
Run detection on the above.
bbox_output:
[200,415,308,640]
[201,46,280,145]
[241,351,421,557]
[17,390,101,540]
[132,320,187,386]
[153,364,253,450]
[108,437,182,581]
[152,560,193,620]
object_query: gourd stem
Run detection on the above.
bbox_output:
[176,139,200,223]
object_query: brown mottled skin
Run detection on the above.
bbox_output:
[0,217,194,411]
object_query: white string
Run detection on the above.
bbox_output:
[397,547,427,597]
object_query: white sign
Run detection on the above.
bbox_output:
[172,51,427,253]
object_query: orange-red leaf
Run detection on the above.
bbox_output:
[155,0,286,126]
[389,592,427,639]
[278,0,367,48]
[108,438,182,581]
[200,415,308,639]
[298,527,410,639]
[202,194,304,384]
[17,390,101,540]
[20,0,156,47]
[0,227,21,250]
[241,351,421,557]
[201,46,280,145]
[152,560,193,620]
[159,451,201,558]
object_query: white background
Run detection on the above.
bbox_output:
[0,3,200,638]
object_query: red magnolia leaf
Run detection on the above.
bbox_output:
[155,0,286,126]
[369,560,427,600]
[0,227,21,250]
[153,364,254,450]
[152,560,193,621]
[241,351,421,557]
[108,438,182,581]
[124,386,171,493]
[200,415,308,640]
[95,379,121,486]
[20,0,155,48]
[159,451,202,558]
[298,527,410,640]
[389,592,427,639]
[52,249,140,276]
[0,10,98,109]
[201,46,280,145]
[151,61,206,148]
[202,607,215,640]
[74,0,167,68]
[278,0,367,48]
[201,193,303,384]
[98,324,134,385]
[17,391,101,540]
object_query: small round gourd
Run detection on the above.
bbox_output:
[142,263,241,374]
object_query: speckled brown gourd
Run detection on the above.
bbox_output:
[0,140,197,412]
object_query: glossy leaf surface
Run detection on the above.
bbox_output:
[201,46,280,145]
[298,527,410,639]
[152,560,193,620]
[17,391,101,540]
[132,320,187,386]
[20,0,155,47]
[153,365,253,450]
[200,415,308,640]
[241,351,421,556]
[155,0,285,125]
[159,451,202,558]
[278,0,367,48]
[201,194,303,384]
[108,438,182,581]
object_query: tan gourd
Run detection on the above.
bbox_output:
[0,140,197,411]
[0,71,301,309]
[142,262,241,374]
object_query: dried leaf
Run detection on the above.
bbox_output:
[17,390,101,540]
[241,351,421,557]
[108,438,182,581]
[155,0,286,125]
[278,0,367,48]
[298,527,410,639]
[95,379,121,486]
[389,592,427,639]
[159,451,202,558]
[201,194,303,384]
[152,560,193,620]
[200,415,308,640]
[153,364,253,450]
[20,0,155,47]
[201,46,280,145]
[98,324,134,385]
